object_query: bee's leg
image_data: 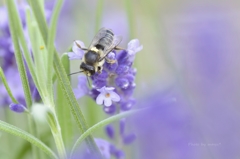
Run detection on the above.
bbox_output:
[105,57,116,64]
[114,46,125,50]
[74,41,89,51]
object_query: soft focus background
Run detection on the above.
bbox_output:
[1,0,240,159]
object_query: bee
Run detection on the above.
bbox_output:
[70,28,122,77]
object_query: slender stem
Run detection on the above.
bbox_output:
[56,53,74,148]
[0,67,18,103]
[124,0,135,38]
[45,100,67,159]
[47,0,64,104]
[95,0,105,32]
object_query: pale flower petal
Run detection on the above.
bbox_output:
[110,91,120,102]
[105,87,115,91]
[127,39,143,56]
[68,40,85,60]
[96,86,121,106]
[104,98,112,107]
[68,52,82,60]
[96,93,105,105]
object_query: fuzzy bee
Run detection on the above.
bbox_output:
[71,28,122,77]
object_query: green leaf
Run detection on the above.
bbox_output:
[6,0,32,109]
[56,53,74,148]
[46,0,64,104]
[0,67,18,103]
[26,17,48,98]
[0,120,57,159]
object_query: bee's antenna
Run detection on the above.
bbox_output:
[86,76,91,87]
[68,71,84,76]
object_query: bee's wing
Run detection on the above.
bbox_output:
[88,27,109,49]
[98,35,122,62]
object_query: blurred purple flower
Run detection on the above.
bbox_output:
[132,88,196,159]
[105,125,115,139]
[68,40,85,60]
[0,68,25,106]
[71,138,123,159]
[127,39,143,62]
[95,138,111,159]
[73,75,89,99]
[9,103,27,113]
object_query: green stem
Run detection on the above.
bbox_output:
[56,53,74,148]
[47,0,64,104]
[46,102,67,159]
[0,67,18,103]
[27,0,101,156]
[71,108,145,156]
[124,0,135,38]
[95,0,105,32]
[0,120,58,159]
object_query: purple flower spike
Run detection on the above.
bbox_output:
[9,103,27,113]
[121,99,136,111]
[103,104,116,114]
[96,86,120,106]
[105,125,115,139]
[127,39,143,57]
[115,65,129,75]
[73,75,89,99]
[115,77,129,89]
[117,50,128,64]
[110,145,125,159]
[68,40,85,60]
[123,133,136,145]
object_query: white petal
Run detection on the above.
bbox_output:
[96,93,105,105]
[127,39,143,55]
[135,44,143,53]
[110,91,120,102]
[68,52,82,60]
[105,87,115,91]
[97,86,106,92]
[104,98,112,107]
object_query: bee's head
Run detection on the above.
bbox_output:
[80,62,95,76]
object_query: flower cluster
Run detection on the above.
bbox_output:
[0,3,50,111]
[70,39,142,113]
[68,38,142,158]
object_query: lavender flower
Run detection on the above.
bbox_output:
[68,36,142,159]
[9,103,27,113]
[68,40,85,60]
[73,75,89,99]
[96,86,120,107]
[69,39,142,112]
